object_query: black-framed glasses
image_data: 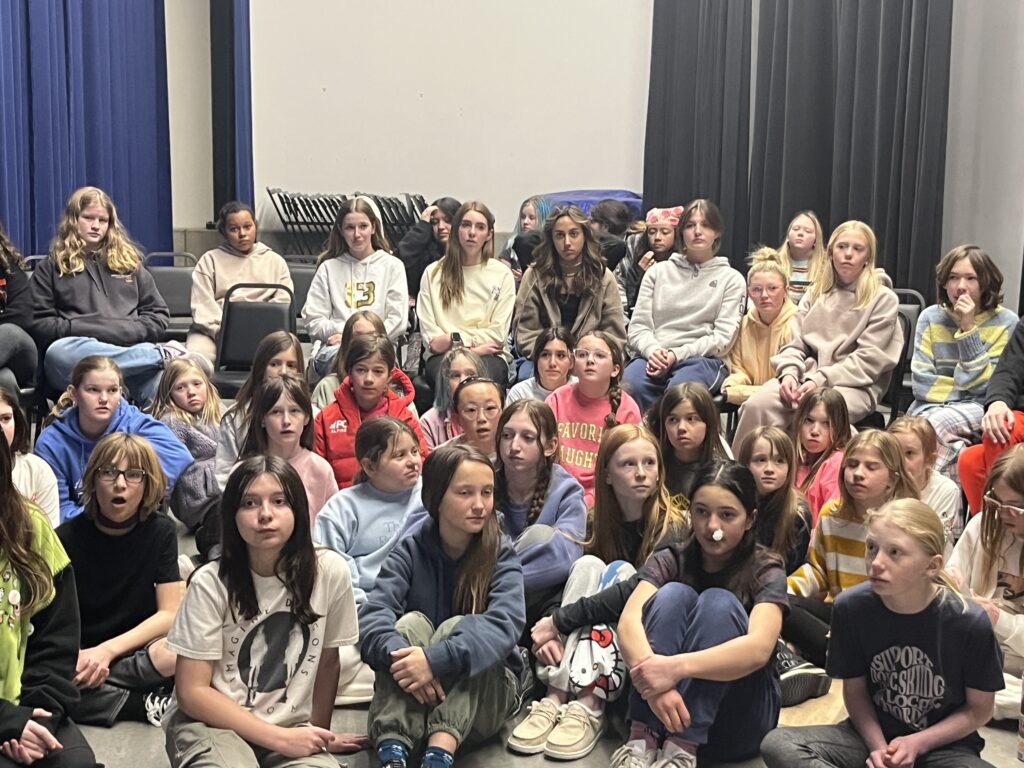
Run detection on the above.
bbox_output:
[97,466,147,485]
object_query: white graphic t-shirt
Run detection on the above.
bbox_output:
[167,548,357,727]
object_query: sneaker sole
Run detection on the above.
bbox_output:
[543,724,605,760]
[506,735,550,755]
[780,669,833,707]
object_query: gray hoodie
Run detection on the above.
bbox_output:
[627,253,746,361]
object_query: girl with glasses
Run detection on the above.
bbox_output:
[56,433,182,728]
[948,443,1024,720]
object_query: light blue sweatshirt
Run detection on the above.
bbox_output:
[313,477,425,604]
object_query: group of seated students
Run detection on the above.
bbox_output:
[1,186,1023,768]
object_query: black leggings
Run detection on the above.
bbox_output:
[0,719,98,768]
[781,594,833,667]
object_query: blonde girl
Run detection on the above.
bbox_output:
[34,186,204,405]
[732,220,902,449]
[764,499,1003,768]
[786,430,918,667]
[150,359,223,529]
[775,210,827,303]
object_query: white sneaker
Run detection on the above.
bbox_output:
[143,692,173,727]
[652,741,698,768]
[609,740,658,768]
[543,701,605,760]
[159,341,214,378]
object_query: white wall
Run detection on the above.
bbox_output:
[249,0,653,231]
[165,0,213,230]
[943,0,1024,311]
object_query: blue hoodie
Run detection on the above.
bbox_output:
[313,478,426,605]
[359,516,525,680]
[500,463,586,593]
[34,400,194,523]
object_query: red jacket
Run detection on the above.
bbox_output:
[314,368,428,490]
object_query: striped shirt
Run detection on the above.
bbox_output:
[787,498,867,600]
[911,304,1019,405]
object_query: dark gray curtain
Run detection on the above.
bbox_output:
[748,0,953,297]
[642,0,751,267]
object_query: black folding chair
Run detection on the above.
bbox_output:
[856,310,913,429]
[146,257,197,342]
[212,283,295,399]
[890,288,927,417]
[289,264,317,342]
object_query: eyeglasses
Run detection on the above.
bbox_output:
[458,405,500,419]
[983,493,1024,518]
[749,285,783,296]
[573,349,611,362]
[97,467,147,484]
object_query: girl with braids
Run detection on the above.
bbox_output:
[948,443,1024,720]
[513,205,626,381]
[763,499,1003,768]
[0,218,36,396]
[359,443,526,768]
[0,432,99,767]
[647,382,730,501]
[546,331,641,507]
[214,330,304,489]
[736,426,812,575]
[416,201,516,393]
[303,196,408,377]
[614,462,788,767]
[165,456,366,765]
[511,425,687,760]
[494,400,586,626]
[33,187,205,406]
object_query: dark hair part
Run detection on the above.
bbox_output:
[438,201,495,310]
[343,334,397,378]
[420,443,499,614]
[452,376,503,411]
[0,431,52,614]
[647,382,726,465]
[239,374,314,458]
[233,331,305,422]
[935,244,1004,312]
[681,462,770,605]
[792,387,851,491]
[495,400,558,526]
[45,355,125,426]
[0,387,30,454]
[736,426,803,563]
[531,205,606,297]
[353,415,420,485]
[531,326,576,367]
[331,310,387,378]
[216,201,256,237]
[432,197,462,223]
[0,218,26,272]
[590,199,633,237]
[578,331,625,429]
[679,198,726,256]
[219,456,320,623]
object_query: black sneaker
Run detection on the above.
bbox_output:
[509,645,537,717]
[775,641,832,706]
[143,691,173,727]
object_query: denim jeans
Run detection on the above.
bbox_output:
[630,583,779,761]
[44,336,163,405]
[0,323,38,395]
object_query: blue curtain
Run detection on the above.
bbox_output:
[232,0,254,207]
[0,0,171,256]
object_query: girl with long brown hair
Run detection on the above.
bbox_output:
[510,424,687,760]
[359,443,526,768]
